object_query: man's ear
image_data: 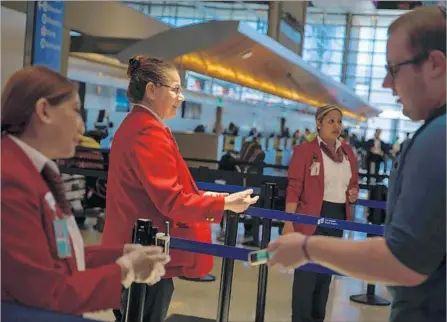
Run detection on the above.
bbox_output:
[145,82,156,101]
[34,98,52,125]
[427,50,446,79]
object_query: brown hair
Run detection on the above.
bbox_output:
[126,55,177,103]
[1,66,78,136]
[388,6,446,56]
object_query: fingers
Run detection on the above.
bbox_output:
[140,246,163,255]
[247,196,259,204]
[147,253,171,264]
[234,189,254,198]
[267,239,280,253]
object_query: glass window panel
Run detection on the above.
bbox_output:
[375,27,389,41]
[352,15,376,27]
[373,53,387,65]
[377,15,399,27]
[371,78,385,89]
[355,65,372,78]
[370,90,397,105]
[321,63,342,76]
[374,40,387,53]
[372,66,387,79]
[359,27,375,39]
[323,51,343,64]
[322,13,346,25]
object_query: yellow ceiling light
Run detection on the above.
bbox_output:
[176,53,328,109]
[176,53,367,122]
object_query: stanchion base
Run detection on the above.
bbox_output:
[349,294,391,306]
[178,274,216,282]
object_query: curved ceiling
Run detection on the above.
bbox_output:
[117,20,379,120]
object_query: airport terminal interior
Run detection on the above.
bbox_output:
[1,0,444,321]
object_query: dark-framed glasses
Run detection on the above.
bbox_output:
[385,53,429,79]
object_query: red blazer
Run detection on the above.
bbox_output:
[1,136,123,314]
[286,139,359,236]
[102,106,225,278]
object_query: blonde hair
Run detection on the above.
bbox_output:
[388,6,446,56]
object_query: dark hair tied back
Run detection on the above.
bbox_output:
[127,56,142,78]
[126,55,177,104]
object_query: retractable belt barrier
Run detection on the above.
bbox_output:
[196,181,387,211]
[9,167,387,321]
[3,182,385,322]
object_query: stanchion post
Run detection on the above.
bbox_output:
[216,211,239,322]
[350,184,390,306]
[255,183,278,322]
[123,219,156,322]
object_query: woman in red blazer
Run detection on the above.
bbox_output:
[283,105,359,322]
[102,55,258,322]
[1,66,170,315]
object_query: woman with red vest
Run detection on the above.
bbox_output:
[102,55,259,322]
[1,66,170,315]
[282,105,359,322]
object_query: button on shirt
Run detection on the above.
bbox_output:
[317,137,351,203]
[8,135,86,271]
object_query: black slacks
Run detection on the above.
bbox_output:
[292,201,346,322]
[114,278,174,322]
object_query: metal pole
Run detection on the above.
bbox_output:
[255,183,278,322]
[23,1,37,67]
[216,211,239,322]
[123,219,154,322]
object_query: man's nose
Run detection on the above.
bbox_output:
[382,72,392,89]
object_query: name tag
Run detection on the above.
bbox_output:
[53,219,72,259]
[310,162,320,176]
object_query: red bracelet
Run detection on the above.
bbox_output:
[302,236,312,262]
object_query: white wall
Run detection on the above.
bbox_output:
[1,6,26,90]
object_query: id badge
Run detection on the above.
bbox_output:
[310,162,320,176]
[53,219,72,259]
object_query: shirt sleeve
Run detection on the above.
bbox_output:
[384,124,446,276]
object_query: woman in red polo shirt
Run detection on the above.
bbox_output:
[283,104,359,322]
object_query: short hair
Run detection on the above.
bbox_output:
[126,55,177,103]
[1,66,78,136]
[388,6,446,56]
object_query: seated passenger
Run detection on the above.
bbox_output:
[1,66,170,315]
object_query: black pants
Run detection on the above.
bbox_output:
[292,201,345,322]
[113,278,174,322]
[366,154,383,182]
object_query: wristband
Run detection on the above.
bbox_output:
[302,235,312,262]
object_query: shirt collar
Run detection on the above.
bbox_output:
[8,135,60,174]
[133,104,165,126]
[317,136,341,149]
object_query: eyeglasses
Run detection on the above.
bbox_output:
[159,83,182,96]
[385,53,429,79]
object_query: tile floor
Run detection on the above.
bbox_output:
[81,199,391,322]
